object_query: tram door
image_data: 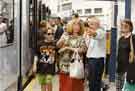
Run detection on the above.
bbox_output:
[0,0,18,91]
[17,0,40,90]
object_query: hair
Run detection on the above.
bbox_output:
[87,15,96,20]
[40,20,47,28]
[87,15,100,27]
[121,19,133,32]
[57,17,61,21]
[73,13,79,18]
[47,27,54,33]
[66,19,84,35]
[84,21,89,27]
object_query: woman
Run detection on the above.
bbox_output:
[116,19,135,91]
[57,19,87,91]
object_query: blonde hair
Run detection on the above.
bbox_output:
[87,16,100,27]
[66,19,84,35]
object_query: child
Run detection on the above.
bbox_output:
[36,28,56,91]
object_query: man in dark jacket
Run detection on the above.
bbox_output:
[54,17,64,41]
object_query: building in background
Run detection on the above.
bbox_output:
[55,0,124,30]
[42,0,59,17]
[0,0,14,19]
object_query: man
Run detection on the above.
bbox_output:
[54,17,64,41]
[7,20,14,43]
[85,16,106,91]
[0,15,7,47]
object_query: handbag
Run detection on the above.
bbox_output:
[37,53,55,75]
[69,49,84,79]
[126,35,135,85]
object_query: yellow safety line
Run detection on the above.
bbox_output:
[24,78,36,91]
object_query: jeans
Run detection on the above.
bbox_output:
[87,58,104,91]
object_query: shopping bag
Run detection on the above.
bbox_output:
[69,50,84,79]
[123,81,135,91]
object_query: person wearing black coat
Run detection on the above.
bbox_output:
[116,19,135,91]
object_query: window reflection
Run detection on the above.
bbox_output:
[0,0,14,48]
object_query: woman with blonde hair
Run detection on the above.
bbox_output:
[57,19,87,91]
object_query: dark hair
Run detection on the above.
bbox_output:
[72,13,79,18]
[84,21,89,27]
[57,17,61,21]
[40,20,47,28]
[122,19,133,32]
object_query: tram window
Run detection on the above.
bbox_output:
[0,0,15,47]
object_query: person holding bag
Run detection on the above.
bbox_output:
[116,19,135,91]
[57,19,87,91]
[120,20,135,91]
[69,49,84,79]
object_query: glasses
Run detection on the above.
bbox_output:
[47,33,54,35]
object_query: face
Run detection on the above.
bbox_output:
[120,22,130,33]
[56,19,61,25]
[47,29,53,34]
[87,18,98,31]
[41,27,46,32]
[72,22,80,34]
[49,19,55,26]
[46,29,54,41]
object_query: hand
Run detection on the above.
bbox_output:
[32,56,38,73]
[87,28,97,37]
[58,47,67,53]
[57,38,65,47]
[32,63,37,73]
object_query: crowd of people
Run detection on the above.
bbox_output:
[30,14,135,91]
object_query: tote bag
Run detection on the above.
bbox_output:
[123,80,135,91]
[69,50,84,79]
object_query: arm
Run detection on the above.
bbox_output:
[78,38,87,54]
[87,28,105,40]
[93,29,106,40]
[32,55,38,73]
[56,37,65,48]
[56,32,69,48]
[66,38,87,54]
[83,32,91,47]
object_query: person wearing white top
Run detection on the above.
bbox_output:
[84,16,106,91]
[0,16,7,47]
